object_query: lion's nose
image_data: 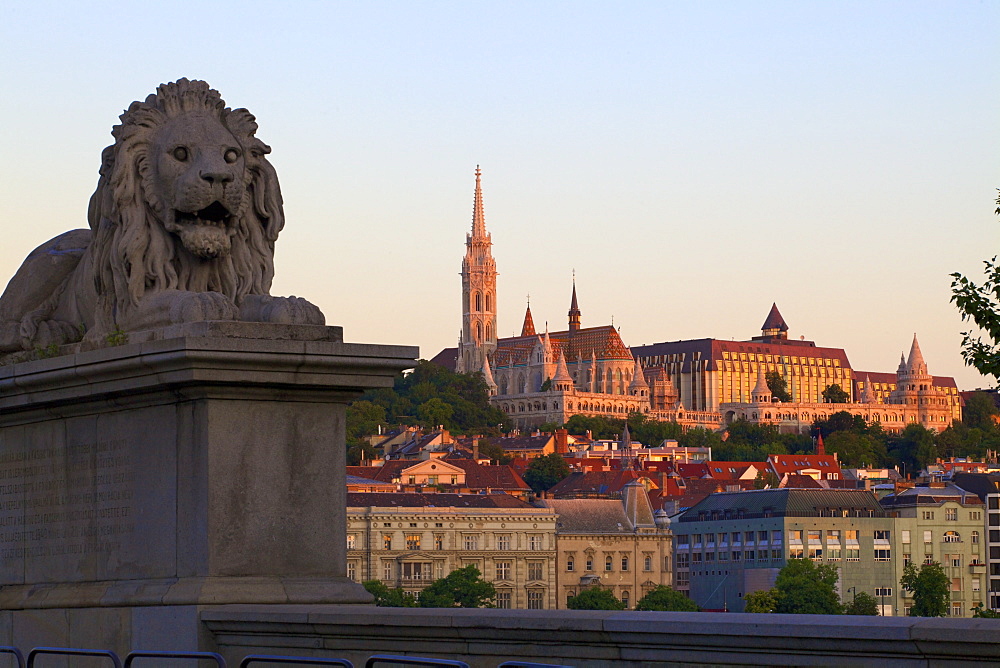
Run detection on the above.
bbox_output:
[200,170,234,185]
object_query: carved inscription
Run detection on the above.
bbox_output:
[0,439,135,560]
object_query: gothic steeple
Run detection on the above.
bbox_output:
[521,298,536,337]
[568,275,581,332]
[457,166,498,373]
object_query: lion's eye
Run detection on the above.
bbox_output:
[172,147,188,162]
[224,148,240,164]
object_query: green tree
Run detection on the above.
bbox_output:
[634,585,699,611]
[774,558,841,615]
[753,470,780,489]
[477,440,513,465]
[362,580,417,607]
[950,190,1000,380]
[766,371,793,402]
[843,591,879,615]
[821,384,850,404]
[743,588,779,613]
[901,561,950,617]
[824,431,888,468]
[972,604,1000,618]
[523,452,571,493]
[564,414,622,440]
[417,397,454,430]
[963,392,1000,431]
[566,587,626,610]
[890,423,938,472]
[418,565,496,608]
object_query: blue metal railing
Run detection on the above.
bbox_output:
[26,647,122,668]
[240,656,353,667]
[365,657,470,668]
[124,650,227,667]
[0,647,24,668]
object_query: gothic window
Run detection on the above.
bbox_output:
[486,323,492,341]
[474,292,482,312]
[474,322,481,343]
[486,292,492,311]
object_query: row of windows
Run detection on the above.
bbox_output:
[566,554,659,572]
[678,530,782,546]
[349,533,544,551]
[902,529,978,543]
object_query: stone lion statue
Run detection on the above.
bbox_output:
[0,79,324,354]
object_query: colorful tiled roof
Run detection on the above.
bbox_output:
[494,325,633,367]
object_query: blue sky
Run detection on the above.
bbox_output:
[1,1,998,388]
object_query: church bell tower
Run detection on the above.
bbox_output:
[457,167,498,373]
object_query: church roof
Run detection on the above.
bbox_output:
[521,304,536,337]
[493,325,633,367]
[762,303,789,332]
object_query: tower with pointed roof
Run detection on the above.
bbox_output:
[457,167,498,374]
[568,278,581,332]
[757,303,789,342]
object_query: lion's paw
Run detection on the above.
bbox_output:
[240,295,326,326]
[169,291,240,323]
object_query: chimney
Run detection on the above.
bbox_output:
[555,428,569,454]
[473,436,480,461]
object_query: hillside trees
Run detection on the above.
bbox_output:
[821,384,850,404]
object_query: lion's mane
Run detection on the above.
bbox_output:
[88,79,284,320]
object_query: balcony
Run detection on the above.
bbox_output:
[970,561,986,573]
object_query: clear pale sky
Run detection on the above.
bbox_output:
[1,1,997,389]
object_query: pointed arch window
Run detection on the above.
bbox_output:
[485,292,492,312]
[474,292,482,312]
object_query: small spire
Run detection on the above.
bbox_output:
[471,165,487,237]
[520,300,536,337]
[568,273,581,332]
[553,351,573,387]
[816,431,826,456]
[751,365,772,402]
[629,358,649,392]
[481,355,497,393]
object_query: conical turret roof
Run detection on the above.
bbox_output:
[762,303,789,333]
[481,354,497,390]
[520,302,536,337]
[907,334,926,372]
[752,365,772,401]
[553,351,573,385]
[629,358,648,390]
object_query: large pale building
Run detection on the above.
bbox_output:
[635,306,961,434]
[538,480,673,609]
[346,492,558,610]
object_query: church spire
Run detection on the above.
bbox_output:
[471,165,487,237]
[521,298,536,337]
[568,273,581,332]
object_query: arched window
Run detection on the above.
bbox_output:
[486,323,492,341]
[474,292,482,311]
[605,556,613,571]
[485,292,492,312]
[474,322,481,343]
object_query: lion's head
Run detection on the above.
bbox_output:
[88,79,284,317]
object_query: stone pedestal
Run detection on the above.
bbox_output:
[0,321,417,611]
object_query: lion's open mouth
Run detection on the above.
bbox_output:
[175,201,232,228]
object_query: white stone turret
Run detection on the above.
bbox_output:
[751,365,772,403]
[629,358,649,397]
[481,355,497,396]
[552,351,574,392]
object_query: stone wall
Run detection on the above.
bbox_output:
[201,605,1000,667]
